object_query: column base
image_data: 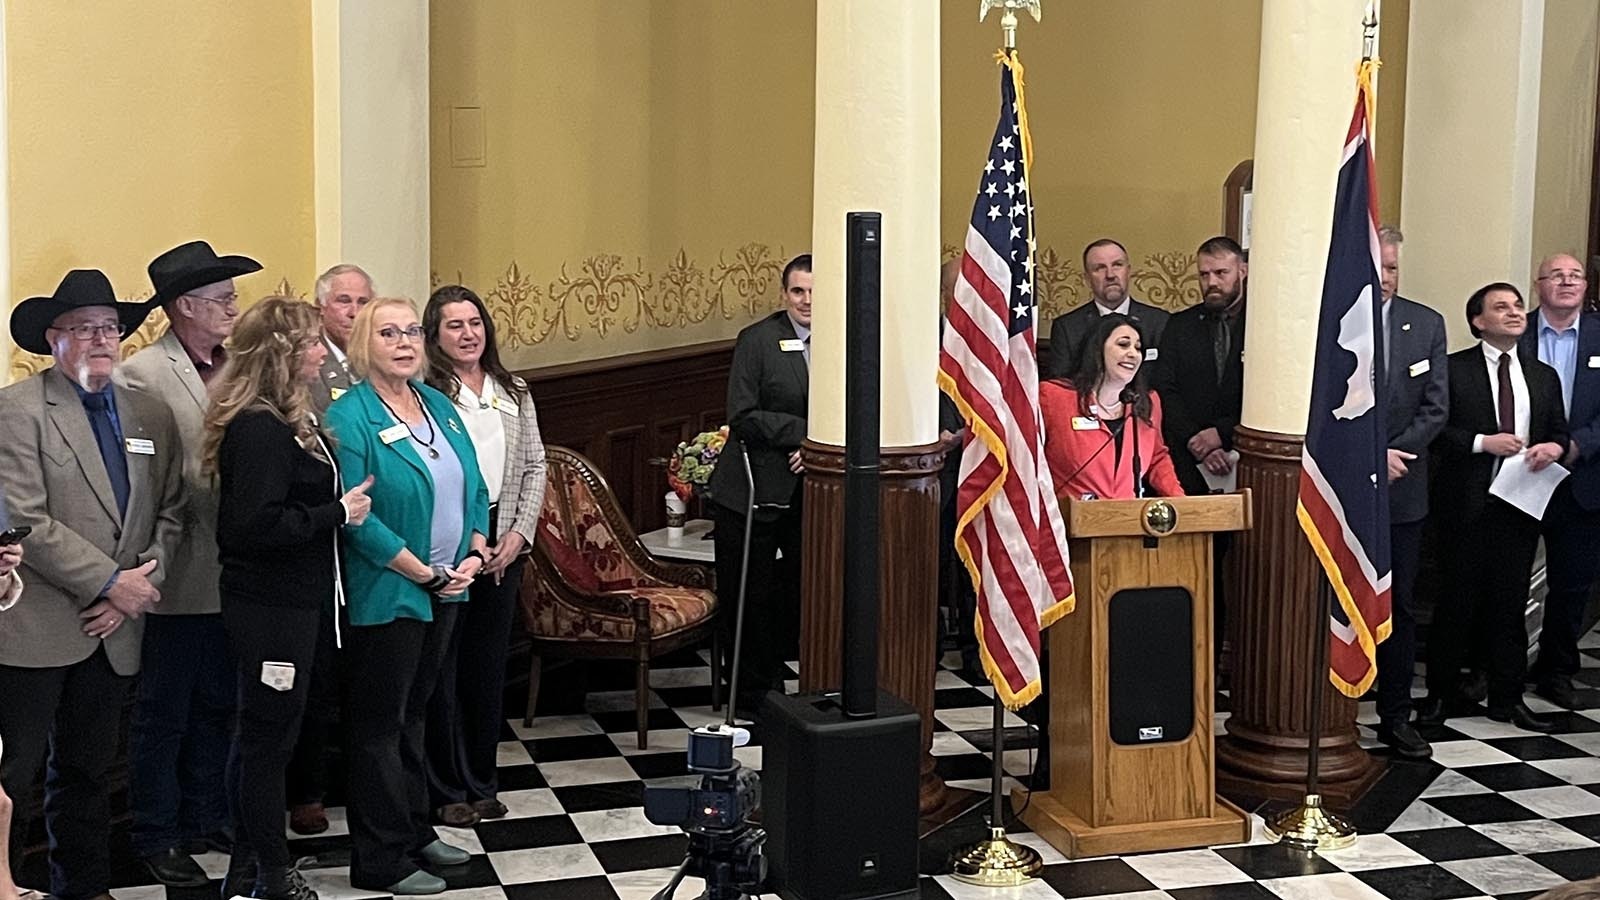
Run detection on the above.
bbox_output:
[798,438,950,818]
[1212,426,1386,807]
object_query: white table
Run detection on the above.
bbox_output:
[638,517,716,563]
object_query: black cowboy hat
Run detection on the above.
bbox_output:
[9,269,152,355]
[147,240,262,308]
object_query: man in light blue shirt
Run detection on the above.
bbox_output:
[1521,253,1600,710]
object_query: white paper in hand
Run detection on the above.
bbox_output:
[1201,450,1241,494]
[1488,451,1569,519]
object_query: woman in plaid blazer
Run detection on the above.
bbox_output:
[421,285,547,826]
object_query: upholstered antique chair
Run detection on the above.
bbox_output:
[520,445,721,749]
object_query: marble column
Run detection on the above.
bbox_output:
[312,0,431,299]
[1215,0,1384,805]
[799,2,950,816]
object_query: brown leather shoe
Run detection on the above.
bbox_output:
[434,802,480,827]
[289,802,329,836]
[472,798,509,820]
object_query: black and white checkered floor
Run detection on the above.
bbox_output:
[36,629,1600,900]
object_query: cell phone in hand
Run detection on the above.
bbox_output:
[0,526,32,545]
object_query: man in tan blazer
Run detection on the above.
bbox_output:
[310,263,372,414]
[0,269,185,900]
[117,241,259,885]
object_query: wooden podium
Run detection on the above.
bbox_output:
[1015,492,1254,858]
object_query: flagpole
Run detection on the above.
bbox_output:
[949,0,1046,884]
[1268,6,1378,853]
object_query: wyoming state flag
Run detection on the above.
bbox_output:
[1296,63,1392,699]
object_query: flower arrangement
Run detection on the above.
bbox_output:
[667,426,728,503]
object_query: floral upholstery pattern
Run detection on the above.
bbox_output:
[522,447,717,644]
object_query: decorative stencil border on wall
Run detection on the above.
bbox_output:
[431,242,792,349]
[7,277,304,382]
[943,243,1204,319]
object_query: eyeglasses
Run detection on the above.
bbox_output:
[377,325,424,344]
[1537,273,1586,285]
[50,322,127,341]
[183,292,240,308]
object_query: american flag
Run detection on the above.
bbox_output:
[938,51,1074,710]
[1297,61,1392,697]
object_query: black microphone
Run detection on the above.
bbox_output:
[1120,387,1144,499]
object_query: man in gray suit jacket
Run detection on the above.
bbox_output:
[0,270,185,900]
[310,263,373,414]
[1371,227,1448,759]
[1045,238,1169,379]
[117,241,260,885]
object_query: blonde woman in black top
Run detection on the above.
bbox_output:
[203,299,372,900]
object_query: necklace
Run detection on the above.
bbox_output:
[375,386,441,459]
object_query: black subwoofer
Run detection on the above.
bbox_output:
[761,690,921,900]
[1108,586,1194,745]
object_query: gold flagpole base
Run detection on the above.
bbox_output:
[1269,793,1357,851]
[948,826,1044,886]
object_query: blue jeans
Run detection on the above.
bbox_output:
[129,613,236,856]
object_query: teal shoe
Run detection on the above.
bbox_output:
[386,870,447,895]
[418,839,471,867]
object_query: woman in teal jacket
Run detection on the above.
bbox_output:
[324,297,490,896]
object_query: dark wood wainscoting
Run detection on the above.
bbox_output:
[519,336,1057,534]
[520,340,734,533]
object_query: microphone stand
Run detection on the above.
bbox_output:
[1121,387,1144,499]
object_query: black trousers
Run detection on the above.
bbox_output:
[0,647,133,900]
[1533,482,1600,680]
[427,557,525,807]
[223,601,321,868]
[128,613,234,856]
[343,602,460,889]
[286,605,342,808]
[712,501,802,699]
[1428,498,1540,708]
[1377,520,1424,724]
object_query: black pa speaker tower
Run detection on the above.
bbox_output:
[762,212,921,900]
[1107,586,1194,745]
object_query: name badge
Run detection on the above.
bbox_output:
[779,339,805,352]
[330,387,347,401]
[379,423,410,445]
[493,396,519,417]
[1070,416,1099,431]
[1408,359,1430,378]
[124,438,155,456]
[1144,348,1159,361]
[1589,356,1600,369]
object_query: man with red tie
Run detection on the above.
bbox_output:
[1419,283,1567,732]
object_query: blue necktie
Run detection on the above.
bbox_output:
[83,392,129,518]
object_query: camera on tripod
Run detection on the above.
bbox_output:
[642,725,767,900]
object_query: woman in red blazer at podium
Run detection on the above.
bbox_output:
[1042,313,1184,500]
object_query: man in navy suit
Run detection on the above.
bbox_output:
[1521,253,1600,709]
[1372,227,1448,758]
[1045,239,1169,379]
[1420,283,1568,732]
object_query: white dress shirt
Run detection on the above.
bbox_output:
[1095,297,1133,317]
[456,378,508,499]
[1472,342,1530,457]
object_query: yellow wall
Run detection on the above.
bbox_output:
[6,0,316,380]
[434,1,1384,369]
[940,0,1261,317]
[429,0,815,370]
[1532,0,1599,273]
